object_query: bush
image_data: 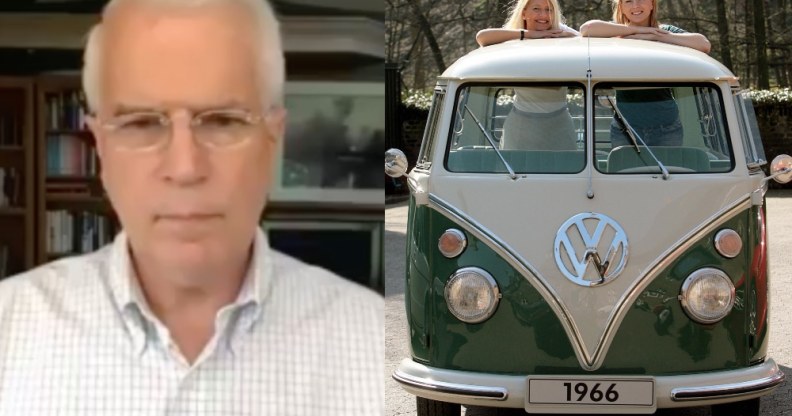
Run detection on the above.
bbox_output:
[401,89,433,110]
[745,87,792,106]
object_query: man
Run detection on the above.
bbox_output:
[0,0,383,414]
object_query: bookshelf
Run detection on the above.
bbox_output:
[35,76,118,264]
[0,77,35,280]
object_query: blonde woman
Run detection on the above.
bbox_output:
[475,0,580,151]
[581,0,710,148]
[580,0,710,53]
[477,0,578,46]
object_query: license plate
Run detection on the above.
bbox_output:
[527,378,654,407]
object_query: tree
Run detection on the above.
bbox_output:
[386,0,792,90]
[406,0,446,74]
[716,0,734,70]
[754,0,771,88]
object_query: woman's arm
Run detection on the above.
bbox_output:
[581,20,711,53]
[579,20,639,37]
[624,32,711,53]
[475,28,574,47]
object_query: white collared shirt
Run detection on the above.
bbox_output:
[0,229,384,415]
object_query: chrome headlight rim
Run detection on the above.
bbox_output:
[438,229,467,259]
[680,267,736,324]
[444,267,500,324]
[714,229,742,259]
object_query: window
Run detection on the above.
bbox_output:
[593,84,733,174]
[415,88,445,170]
[445,84,586,174]
[734,91,768,167]
[272,82,382,204]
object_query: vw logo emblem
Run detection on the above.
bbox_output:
[554,213,629,287]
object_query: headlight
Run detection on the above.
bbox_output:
[444,267,500,324]
[680,268,735,324]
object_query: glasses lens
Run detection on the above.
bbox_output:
[194,110,258,147]
[107,113,168,149]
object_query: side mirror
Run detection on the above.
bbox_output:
[385,148,408,178]
[769,154,792,184]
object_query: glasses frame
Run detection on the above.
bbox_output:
[94,108,271,151]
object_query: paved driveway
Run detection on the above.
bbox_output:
[385,190,792,416]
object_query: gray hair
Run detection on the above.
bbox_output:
[82,0,285,113]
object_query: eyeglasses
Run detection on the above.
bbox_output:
[96,108,272,151]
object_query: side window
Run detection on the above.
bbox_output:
[692,86,731,158]
[446,84,586,174]
[416,89,445,170]
[734,91,768,167]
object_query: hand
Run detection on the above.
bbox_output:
[623,27,668,41]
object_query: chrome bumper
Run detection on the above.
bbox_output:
[393,358,785,412]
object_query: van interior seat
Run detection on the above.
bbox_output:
[447,149,585,173]
[606,146,711,173]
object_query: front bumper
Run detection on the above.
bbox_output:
[393,358,785,413]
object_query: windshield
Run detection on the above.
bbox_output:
[593,84,734,174]
[445,84,586,174]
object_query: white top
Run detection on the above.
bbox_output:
[513,86,568,113]
[0,229,384,415]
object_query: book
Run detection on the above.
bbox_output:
[0,167,6,207]
[0,245,8,279]
[46,91,87,131]
[0,167,19,207]
[46,134,97,177]
[1,168,20,207]
[0,113,21,146]
[47,210,115,255]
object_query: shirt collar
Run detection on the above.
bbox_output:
[106,228,273,357]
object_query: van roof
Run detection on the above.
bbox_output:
[440,37,738,85]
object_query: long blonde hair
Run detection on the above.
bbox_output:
[612,0,660,27]
[504,0,565,30]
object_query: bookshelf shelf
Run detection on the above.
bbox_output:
[46,129,91,135]
[0,207,26,216]
[46,194,111,208]
[46,175,101,183]
[0,145,24,152]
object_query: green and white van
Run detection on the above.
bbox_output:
[385,37,791,415]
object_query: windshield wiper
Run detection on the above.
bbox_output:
[464,105,517,179]
[606,96,670,180]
